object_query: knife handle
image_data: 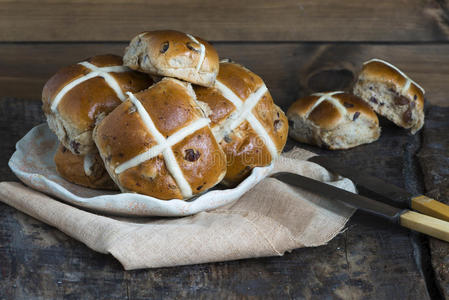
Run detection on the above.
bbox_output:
[411,195,449,223]
[400,210,449,242]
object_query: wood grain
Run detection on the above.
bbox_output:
[0,0,448,42]
[418,106,449,299]
[1,43,448,108]
[0,98,433,299]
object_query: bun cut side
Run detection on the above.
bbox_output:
[353,58,425,134]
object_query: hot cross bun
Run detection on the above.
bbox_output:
[353,59,425,134]
[54,144,117,190]
[194,61,288,186]
[287,91,380,150]
[42,54,153,155]
[123,30,219,87]
[93,77,227,200]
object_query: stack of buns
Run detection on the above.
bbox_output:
[287,59,425,150]
[42,30,288,200]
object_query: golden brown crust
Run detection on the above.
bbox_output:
[252,92,289,153]
[93,78,227,200]
[194,86,236,125]
[171,127,226,194]
[141,80,200,137]
[94,100,156,167]
[353,59,425,134]
[124,30,219,87]
[54,144,117,190]
[217,62,264,100]
[220,121,273,184]
[334,93,379,120]
[42,54,153,155]
[86,54,124,67]
[57,77,122,131]
[111,70,153,96]
[42,64,88,115]
[287,93,379,130]
[194,61,288,186]
[287,92,380,150]
[307,99,343,130]
[118,157,182,199]
[286,95,317,118]
[358,60,424,111]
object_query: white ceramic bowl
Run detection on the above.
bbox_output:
[9,124,273,217]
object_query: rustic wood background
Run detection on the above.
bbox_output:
[1,0,449,299]
[1,0,449,107]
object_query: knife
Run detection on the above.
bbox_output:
[273,172,449,243]
[309,155,449,222]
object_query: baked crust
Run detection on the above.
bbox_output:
[123,30,219,87]
[42,54,153,155]
[93,77,227,200]
[54,144,117,190]
[287,92,380,150]
[194,61,288,186]
[353,59,425,134]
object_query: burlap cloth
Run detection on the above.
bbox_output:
[0,148,355,270]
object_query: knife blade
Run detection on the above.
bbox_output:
[272,172,406,223]
[309,155,449,222]
[273,172,449,243]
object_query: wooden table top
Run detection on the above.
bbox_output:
[1,1,449,299]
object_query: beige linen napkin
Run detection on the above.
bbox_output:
[0,148,355,270]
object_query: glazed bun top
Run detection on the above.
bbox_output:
[194,60,288,185]
[42,54,153,154]
[359,58,425,111]
[123,30,219,87]
[287,91,379,130]
[43,54,152,132]
[93,77,227,200]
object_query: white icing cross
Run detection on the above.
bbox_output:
[83,152,96,176]
[50,61,130,112]
[114,92,211,198]
[213,80,279,160]
[308,91,347,118]
[186,33,206,72]
[364,58,425,95]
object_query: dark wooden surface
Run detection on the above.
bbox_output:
[419,106,449,299]
[1,43,449,107]
[1,0,448,42]
[0,98,440,299]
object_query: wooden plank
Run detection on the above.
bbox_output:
[418,106,449,299]
[0,98,431,299]
[0,0,448,42]
[0,43,449,108]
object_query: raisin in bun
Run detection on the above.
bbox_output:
[287,91,380,150]
[123,30,219,87]
[353,59,425,134]
[93,77,227,200]
[42,54,153,155]
[54,144,117,190]
[194,60,288,186]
